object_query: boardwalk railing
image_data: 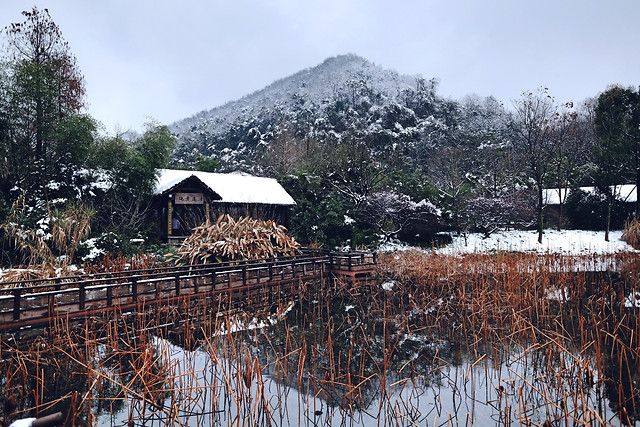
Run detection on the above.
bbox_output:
[0,250,376,331]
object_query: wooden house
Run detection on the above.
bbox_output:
[153,169,296,244]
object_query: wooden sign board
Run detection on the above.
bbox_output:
[174,193,204,205]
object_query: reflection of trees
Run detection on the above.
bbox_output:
[248,295,452,417]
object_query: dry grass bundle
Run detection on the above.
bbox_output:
[50,202,94,261]
[0,197,54,267]
[0,198,93,285]
[622,217,640,249]
[175,214,300,264]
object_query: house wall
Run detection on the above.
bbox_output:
[153,182,292,243]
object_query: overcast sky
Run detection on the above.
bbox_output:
[1,1,638,134]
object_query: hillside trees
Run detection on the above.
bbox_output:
[545,102,581,230]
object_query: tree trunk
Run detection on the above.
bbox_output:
[537,186,544,244]
[605,199,612,242]
[636,165,640,220]
[557,184,564,231]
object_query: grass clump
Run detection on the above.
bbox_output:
[622,217,640,249]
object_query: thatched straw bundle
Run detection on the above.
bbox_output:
[175,214,300,264]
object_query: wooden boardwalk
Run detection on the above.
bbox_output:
[0,251,376,331]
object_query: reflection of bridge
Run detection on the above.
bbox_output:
[0,251,376,331]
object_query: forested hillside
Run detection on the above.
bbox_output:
[169,54,639,246]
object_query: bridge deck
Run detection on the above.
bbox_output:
[0,251,376,331]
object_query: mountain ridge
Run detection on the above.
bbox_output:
[170,53,425,136]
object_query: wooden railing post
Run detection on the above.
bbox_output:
[210,271,217,290]
[12,289,20,321]
[79,283,86,311]
[175,275,181,296]
[242,265,247,287]
[131,278,138,303]
[107,286,113,307]
[269,263,273,281]
[48,294,56,318]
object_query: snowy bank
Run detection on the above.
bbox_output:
[436,229,636,256]
[379,229,637,256]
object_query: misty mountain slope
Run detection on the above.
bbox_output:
[168,53,502,180]
[171,54,419,137]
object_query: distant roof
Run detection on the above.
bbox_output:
[154,169,296,206]
[543,184,637,205]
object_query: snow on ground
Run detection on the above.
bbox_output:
[379,229,637,256]
[436,229,636,256]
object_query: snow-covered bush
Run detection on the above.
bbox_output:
[360,190,443,242]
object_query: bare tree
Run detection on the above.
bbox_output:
[512,88,556,243]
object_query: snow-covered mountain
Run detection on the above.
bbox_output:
[170,54,419,138]
[168,54,451,170]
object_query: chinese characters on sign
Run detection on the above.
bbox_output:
[174,193,204,205]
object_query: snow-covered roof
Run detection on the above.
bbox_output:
[154,169,295,205]
[543,184,637,205]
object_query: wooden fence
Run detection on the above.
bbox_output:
[0,250,376,331]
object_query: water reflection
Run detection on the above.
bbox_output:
[92,303,625,426]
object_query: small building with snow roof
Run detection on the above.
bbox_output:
[152,169,296,244]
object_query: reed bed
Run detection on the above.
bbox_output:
[0,250,638,426]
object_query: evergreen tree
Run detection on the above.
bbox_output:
[0,7,93,217]
[594,86,638,240]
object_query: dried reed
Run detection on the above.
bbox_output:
[0,250,638,426]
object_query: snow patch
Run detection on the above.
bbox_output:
[436,229,635,256]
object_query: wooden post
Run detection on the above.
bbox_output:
[12,289,20,321]
[79,283,86,311]
[211,271,217,291]
[175,275,181,296]
[168,198,173,236]
[107,286,113,307]
[131,278,138,303]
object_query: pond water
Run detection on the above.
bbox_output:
[93,307,624,426]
